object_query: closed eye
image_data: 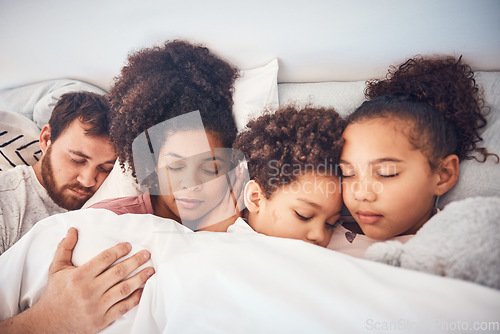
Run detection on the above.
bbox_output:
[71,158,86,165]
[376,173,398,178]
[167,165,183,171]
[294,211,312,221]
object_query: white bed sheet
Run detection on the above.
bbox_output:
[1,209,499,333]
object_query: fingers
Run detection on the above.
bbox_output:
[102,288,144,329]
[80,242,134,278]
[95,249,152,291]
[49,227,79,274]
[101,265,155,312]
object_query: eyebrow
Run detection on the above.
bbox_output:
[296,198,342,215]
[164,152,227,163]
[340,158,403,165]
[69,150,115,165]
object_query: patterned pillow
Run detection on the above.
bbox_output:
[0,110,41,171]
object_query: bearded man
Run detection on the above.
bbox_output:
[0,91,116,254]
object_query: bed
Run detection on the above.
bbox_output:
[1,1,500,333]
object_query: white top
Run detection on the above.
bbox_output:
[227,217,256,234]
[0,165,66,254]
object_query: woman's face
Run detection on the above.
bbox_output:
[156,129,232,225]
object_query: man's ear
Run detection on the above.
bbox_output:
[243,180,265,213]
[39,124,52,153]
[435,154,459,196]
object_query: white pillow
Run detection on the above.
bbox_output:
[0,79,106,129]
[0,110,41,171]
[278,80,367,118]
[439,71,500,208]
[232,58,279,131]
[84,60,280,207]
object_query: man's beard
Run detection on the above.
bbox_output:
[41,145,94,210]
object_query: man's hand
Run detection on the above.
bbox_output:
[0,227,155,333]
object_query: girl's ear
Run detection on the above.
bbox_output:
[435,154,459,196]
[39,124,52,153]
[243,180,265,213]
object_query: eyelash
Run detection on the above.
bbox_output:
[294,211,311,221]
[71,158,85,165]
[376,173,399,178]
[341,172,399,179]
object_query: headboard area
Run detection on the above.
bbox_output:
[1,0,499,90]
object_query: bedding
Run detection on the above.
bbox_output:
[1,1,500,329]
[0,110,41,171]
[1,208,499,334]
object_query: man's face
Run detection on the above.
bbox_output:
[41,120,116,210]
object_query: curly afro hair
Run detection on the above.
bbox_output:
[233,106,346,198]
[108,40,239,177]
[348,55,497,169]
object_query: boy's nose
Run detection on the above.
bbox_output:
[306,222,328,246]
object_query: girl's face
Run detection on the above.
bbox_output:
[156,129,232,226]
[339,118,441,240]
[248,173,343,247]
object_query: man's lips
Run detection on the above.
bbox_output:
[69,187,92,198]
[356,210,383,224]
[175,198,203,209]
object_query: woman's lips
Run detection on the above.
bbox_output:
[175,198,203,210]
[357,211,383,224]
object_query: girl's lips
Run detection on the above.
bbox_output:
[175,198,203,210]
[357,211,383,224]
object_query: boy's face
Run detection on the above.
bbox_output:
[248,173,342,247]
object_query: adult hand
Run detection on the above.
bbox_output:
[0,227,155,333]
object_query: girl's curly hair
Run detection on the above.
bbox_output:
[108,40,239,177]
[233,106,346,198]
[348,55,498,169]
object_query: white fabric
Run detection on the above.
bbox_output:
[232,59,279,131]
[439,71,500,208]
[226,217,256,234]
[0,110,41,170]
[1,209,499,333]
[0,165,66,254]
[0,79,106,127]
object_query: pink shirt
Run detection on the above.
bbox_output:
[89,193,154,215]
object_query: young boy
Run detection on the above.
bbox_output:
[231,105,346,247]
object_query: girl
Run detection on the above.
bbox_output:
[332,56,498,254]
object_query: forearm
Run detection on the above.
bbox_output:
[0,304,58,334]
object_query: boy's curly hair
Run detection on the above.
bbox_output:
[233,106,346,198]
[108,40,239,177]
[349,55,497,168]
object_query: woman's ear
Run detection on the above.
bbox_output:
[39,124,52,153]
[243,180,265,213]
[435,154,459,196]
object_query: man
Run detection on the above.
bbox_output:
[0,91,116,254]
[0,91,153,332]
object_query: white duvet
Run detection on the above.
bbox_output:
[1,209,499,334]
